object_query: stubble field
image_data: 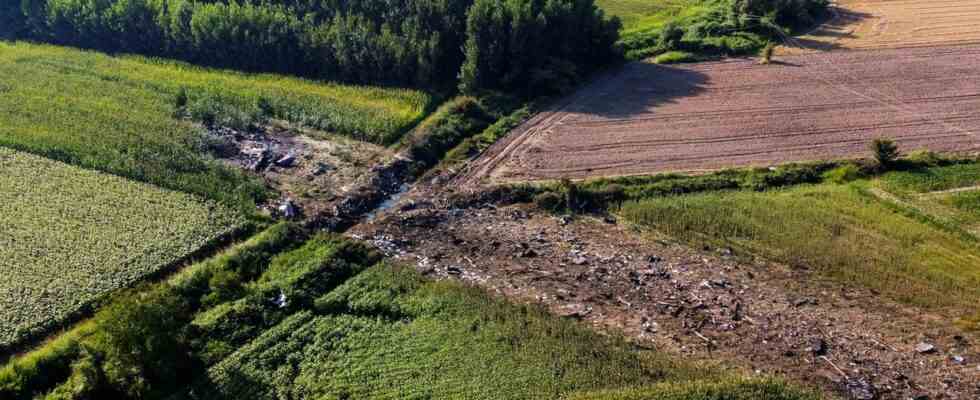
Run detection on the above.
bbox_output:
[464,43,980,184]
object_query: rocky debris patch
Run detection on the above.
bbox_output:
[350,193,980,400]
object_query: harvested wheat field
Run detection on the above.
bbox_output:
[782,0,980,54]
[464,44,980,184]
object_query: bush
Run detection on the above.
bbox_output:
[871,138,900,169]
[905,149,944,167]
[654,51,697,64]
[534,192,565,212]
[759,42,775,64]
[86,287,192,398]
[823,164,862,184]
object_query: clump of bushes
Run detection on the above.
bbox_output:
[870,138,900,169]
[621,0,828,60]
[822,164,863,184]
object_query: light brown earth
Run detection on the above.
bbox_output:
[781,0,980,54]
[461,44,980,184]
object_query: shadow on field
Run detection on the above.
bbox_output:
[567,61,710,120]
[782,7,873,52]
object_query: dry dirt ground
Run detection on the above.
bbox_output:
[350,189,980,400]
[460,44,980,184]
[208,122,395,218]
[781,0,980,54]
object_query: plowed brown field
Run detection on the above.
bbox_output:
[783,0,980,53]
[464,44,980,184]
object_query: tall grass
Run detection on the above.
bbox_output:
[619,182,980,319]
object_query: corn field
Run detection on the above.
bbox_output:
[0,148,245,348]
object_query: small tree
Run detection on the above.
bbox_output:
[870,138,900,169]
[759,42,775,65]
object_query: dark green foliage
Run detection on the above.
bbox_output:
[534,191,565,212]
[401,96,497,175]
[460,0,621,94]
[0,0,25,39]
[172,222,305,311]
[439,100,530,170]
[871,138,900,169]
[7,0,620,92]
[823,164,863,184]
[85,288,193,399]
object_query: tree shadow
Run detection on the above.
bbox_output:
[781,7,874,52]
[560,61,711,120]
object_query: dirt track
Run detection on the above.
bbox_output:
[462,43,980,184]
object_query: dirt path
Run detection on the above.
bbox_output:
[352,191,980,400]
[463,44,980,185]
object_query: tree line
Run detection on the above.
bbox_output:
[2,0,620,94]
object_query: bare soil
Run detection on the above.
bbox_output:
[208,122,395,218]
[460,44,980,185]
[351,187,980,399]
[781,0,980,54]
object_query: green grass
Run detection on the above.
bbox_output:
[0,148,246,350]
[881,163,980,194]
[203,263,815,400]
[618,177,980,327]
[597,0,701,31]
[653,51,700,64]
[0,41,432,209]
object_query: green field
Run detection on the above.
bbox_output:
[618,164,980,328]
[2,231,816,400]
[0,148,245,349]
[0,42,432,209]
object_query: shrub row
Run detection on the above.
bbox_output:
[9,0,620,94]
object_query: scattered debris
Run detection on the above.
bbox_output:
[272,291,288,309]
[278,198,298,219]
[275,152,296,167]
[809,338,828,356]
[915,343,937,354]
[844,378,877,400]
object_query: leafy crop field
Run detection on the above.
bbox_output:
[618,164,980,327]
[0,231,816,400]
[202,261,814,400]
[0,42,431,208]
[0,148,245,349]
